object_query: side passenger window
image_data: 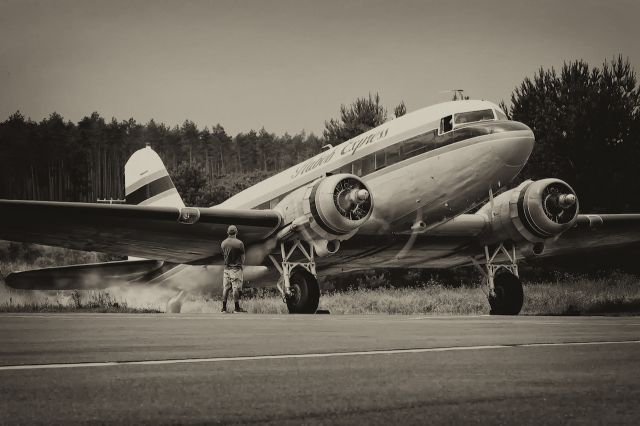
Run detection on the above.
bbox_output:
[352,159,363,176]
[385,145,400,166]
[375,150,387,170]
[362,154,375,175]
[338,164,351,174]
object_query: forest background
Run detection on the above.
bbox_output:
[1,57,640,283]
[1,57,639,213]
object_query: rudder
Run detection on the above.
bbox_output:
[124,145,185,208]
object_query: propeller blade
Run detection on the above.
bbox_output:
[396,207,424,260]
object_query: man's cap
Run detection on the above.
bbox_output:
[227,225,238,235]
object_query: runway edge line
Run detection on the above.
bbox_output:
[2,340,640,372]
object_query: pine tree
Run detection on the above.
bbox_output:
[505,56,640,212]
[394,101,407,118]
[323,93,387,145]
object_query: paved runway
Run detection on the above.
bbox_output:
[1,314,639,425]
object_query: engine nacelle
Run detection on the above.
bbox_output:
[478,178,579,246]
[275,174,374,247]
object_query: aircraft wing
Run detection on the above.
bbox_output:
[0,200,282,264]
[316,213,640,274]
[536,214,640,258]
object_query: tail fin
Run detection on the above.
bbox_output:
[124,145,185,208]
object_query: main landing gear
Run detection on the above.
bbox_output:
[472,242,524,315]
[269,239,320,314]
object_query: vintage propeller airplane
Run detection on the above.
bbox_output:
[2,99,640,314]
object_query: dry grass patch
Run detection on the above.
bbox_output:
[522,272,640,315]
[2,253,640,315]
[0,283,161,313]
[320,285,487,315]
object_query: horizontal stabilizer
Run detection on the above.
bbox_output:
[5,260,164,290]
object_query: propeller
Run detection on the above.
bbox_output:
[541,182,578,224]
[395,203,425,260]
[333,177,372,220]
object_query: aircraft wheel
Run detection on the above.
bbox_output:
[286,268,320,314]
[488,270,524,315]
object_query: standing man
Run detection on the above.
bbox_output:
[221,225,246,313]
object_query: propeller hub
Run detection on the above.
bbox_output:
[354,189,370,203]
[332,177,373,222]
[558,193,576,208]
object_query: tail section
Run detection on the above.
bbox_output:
[124,145,185,208]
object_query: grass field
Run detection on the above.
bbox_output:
[2,271,639,315]
[238,272,640,316]
[2,242,639,315]
[0,285,161,313]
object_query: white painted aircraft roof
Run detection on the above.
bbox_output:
[219,99,504,209]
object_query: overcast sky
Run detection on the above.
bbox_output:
[1,0,638,136]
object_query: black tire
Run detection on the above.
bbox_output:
[286,268,320,314]
[489,270,524,315]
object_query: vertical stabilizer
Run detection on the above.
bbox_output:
[124,146,185,208]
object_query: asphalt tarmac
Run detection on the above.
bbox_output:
[1,314,639,425]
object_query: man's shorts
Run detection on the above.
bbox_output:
[223,267,244,291]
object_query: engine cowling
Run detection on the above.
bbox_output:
[478,178,579,246]
[275,174,374,246]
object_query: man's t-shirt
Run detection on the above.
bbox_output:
[221,237,245,269]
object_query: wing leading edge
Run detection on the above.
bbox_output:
[316,213,640,275]
[539,213,640,258]
[0,200,282,264]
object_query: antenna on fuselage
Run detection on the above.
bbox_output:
[440,89,467,101]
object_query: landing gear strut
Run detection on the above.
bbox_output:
[269,239,320,314]
[473,242,524,315]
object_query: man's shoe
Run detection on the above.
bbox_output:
[234,307,247,313]
[221,307,228,313]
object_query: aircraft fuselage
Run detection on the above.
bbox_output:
[221,100,535,236]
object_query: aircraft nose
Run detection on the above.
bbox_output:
[495,122,535,167]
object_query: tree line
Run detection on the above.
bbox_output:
[505,56,640,213]
[1,56,639,213]
[0,113,324,205]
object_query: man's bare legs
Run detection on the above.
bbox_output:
[233,288,239,307]
[232,287,246,312]
[222,286,231,312]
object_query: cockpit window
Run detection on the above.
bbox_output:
[440,115,453,134]
[454,109,495,125]
[495,109,508,120]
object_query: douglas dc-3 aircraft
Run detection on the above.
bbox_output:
[2,99,640,314]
